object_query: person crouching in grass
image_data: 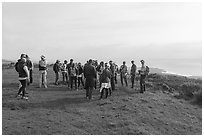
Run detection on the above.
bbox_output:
[17,57,30,100]
[99,63,112,99]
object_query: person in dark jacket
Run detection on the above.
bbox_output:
[77,62,84,89]
[67,59,74,89]
[53,60,61,85]
[99,63,112,99]
[130,60,137,88]
[109,60,115,90]
[16,58,30,100]
[120,61,128,87]
[83,59,97,100]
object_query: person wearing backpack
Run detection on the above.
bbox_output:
[120,61,128,87]
[53,60,61,85]
[99,63,112,99]
[138,60,149,93]
[16,57,30,100]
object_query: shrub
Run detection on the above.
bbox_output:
[192,91,202,106]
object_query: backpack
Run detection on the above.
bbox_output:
[15,61,20,72]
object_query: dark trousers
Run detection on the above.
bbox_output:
[120,74,128,86]
[55,72,60,84]
[29,70,33,84]
[110,77,115,90]
[140,75,146,93]
[100,88,109,99]
[62,72,68,83]
[70,76,77,89]
[131,74,136,88]
[18,80,27,97]
[114,73,117,84]
[78,77,84,88]
[86,87,93,99]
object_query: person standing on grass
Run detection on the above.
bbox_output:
[39,55,48,88]
[61,60,68,84]
[130,60,137,88]
[16,57,30,100]
[120,61,128,87]
[53,60,61,85]
[67,59,74,89]
[77,62,84,89]
[84,59,97,100]
[138,60,149,93]
[96,61,105,88]
[109,60,115,90]
[70,63,78,90]
[99,63,112,99]
[26,55,33,85]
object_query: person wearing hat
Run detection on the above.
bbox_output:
[130,60,137,88]
[119,61,128,87]
[53,60,61,85]
[39,55,48,88]
[138,60,148,93]
[83,59,97,100]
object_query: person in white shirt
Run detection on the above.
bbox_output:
[39,55,48,88]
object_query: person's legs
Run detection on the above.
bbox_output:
[70,77,73,89]
[120,74,124,86]
[131,74,135,88]
[100,88,104,99]
[43,71,47,88]
[62,72,65,83]
[105,88,109,98]
[124,76,128,87]
[30,70,33,84]
[74,76,77,90]
[19,80,26,97]
[111,77,115,90]
[39,72,42,88]
[89,87,93,100]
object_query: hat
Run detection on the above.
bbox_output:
[41,55,45,59]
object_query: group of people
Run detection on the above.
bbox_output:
[15,54,149,100]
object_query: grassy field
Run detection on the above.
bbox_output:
[2,67,202,135]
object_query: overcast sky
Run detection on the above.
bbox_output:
[2,2,202,66]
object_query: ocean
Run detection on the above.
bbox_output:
[149,58,202,77]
